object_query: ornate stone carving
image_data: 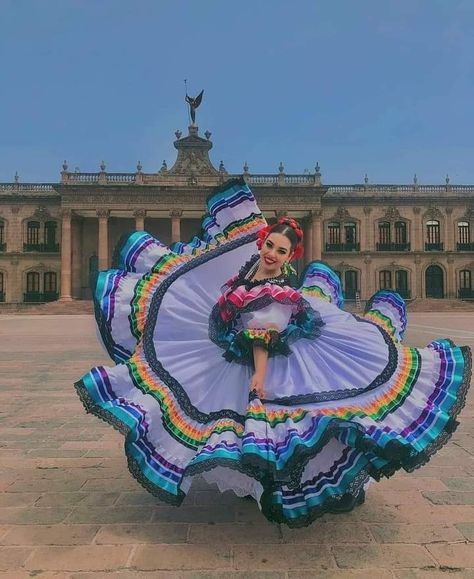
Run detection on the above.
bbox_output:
[423,206,443,220]
[96,209,110,219]
[275,209,288,218]
[383,206,400,220]
[363,206,372,215]
[445,207,453,215]
[60,208,73,219]
[168,126,219,177]
[169,209,183,218]
[133,209,147,219]
[413,207,421,215]
[33,205,51,220]
[334,206,351,220]
[10,206,20,214]
[462,207,474,220]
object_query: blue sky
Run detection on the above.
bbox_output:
[1,0,473,184]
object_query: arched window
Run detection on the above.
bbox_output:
[25,271,41,302]
[43,272,58,302]
[0,220,5,251]
[457,221,472,250]
[0,272,4,301]
[344,270,358,300]
[395,270,409,298]
[327,222,341,245]
[26,221,41,250]
[378,222,391,246]
[344,222,357,245]
[459,269,473,299]
[379,270,392,290]
[394,221,407,245]
[425,220,442,250]
[44,221,57,249]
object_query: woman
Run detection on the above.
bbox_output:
[75,178,471,528]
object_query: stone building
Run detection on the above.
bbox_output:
[1,124,474,304]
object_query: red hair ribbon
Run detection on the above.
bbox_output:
[256,217,304,261]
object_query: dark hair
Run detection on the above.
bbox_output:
[268,223,300,251]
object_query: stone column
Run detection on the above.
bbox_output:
[97,209,110,271]
[413,207,422,252]
[445,207,454,252]
[304,214,313,264]
[363,207,373,252]
[363,255,372,300]
[447,255,455,298]
[134,209,146,231]
[71,217,83,299]
[414,255,422,299]
[311,210,322,261]
[170,210,182,243]
[60,208,72,301]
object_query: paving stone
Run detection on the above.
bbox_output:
[282,522,372,544]
[6,479,86,493]
[152,506,235,524]
[331,544,436,569]
[423,490,474,505]
[289,572,395,579]
[67,506,154,524]
[94,523,188,544]
[81,478,139,492]
[25,545,132,571]
[368,523,464,544]
[115,492,162,506]
[1,524,100,545]
[0,493,40,507]
[233,544,334,571]
[442,477,474,491]
[0,547,32,571]
[0,508,71,525]
[71,572,283,579]
[426,543,474,567]
[395,571,474,579]
[455,522,474,541]
[188,522,279,544]
[132,544,232,570]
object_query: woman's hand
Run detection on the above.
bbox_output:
[249,372,266,399]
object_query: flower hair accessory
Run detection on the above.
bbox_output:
[256,217,304,260]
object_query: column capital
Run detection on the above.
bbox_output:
[275,209,288,219]
[363,206,372,215]
[169,209,183,218]
[445,207,453,215]
[133,209,147,219]
[60,208,73,219]
[96,209,110,219]
[309,209,323,220]
[413,207,421,215]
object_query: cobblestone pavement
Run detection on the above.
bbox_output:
[0,313,473,578]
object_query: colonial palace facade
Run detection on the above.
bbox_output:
[1,124,474,304]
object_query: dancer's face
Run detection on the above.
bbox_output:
[260,232,293,273]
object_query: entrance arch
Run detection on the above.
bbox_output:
[425,265,444,298]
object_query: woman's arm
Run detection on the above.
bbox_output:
[250,344,269,398]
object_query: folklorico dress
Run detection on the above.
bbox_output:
[75,178,472,528]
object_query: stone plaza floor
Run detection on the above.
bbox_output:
[0,313,473,578]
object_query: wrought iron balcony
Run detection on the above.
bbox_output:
[23,243,60,253]
[23,291,59,303]
[376,242,411,251]
[325,242,360,252]
[425,242,444,251]
[459,288,474,299]
[457,242,474,251]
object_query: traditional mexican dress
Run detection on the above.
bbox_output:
[75,178,471,528]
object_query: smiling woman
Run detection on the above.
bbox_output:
[75,178,471,528]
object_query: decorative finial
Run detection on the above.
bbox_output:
[100,160,106,172]
[364,173,369,184]
[446,173,450,185]
[413,173,418,185]
[74,166,80,173]
[315,162,321,175]
[136,160,142,172]
[204,130,211,140]
[62,160,68,172]
[278,161,284,174]
[175,129,182,140]
[160,160,168,172]
[14,171,19,183]
[243,161,249,173]
[219,160,226,173]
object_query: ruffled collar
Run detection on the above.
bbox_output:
[233,255,292,290]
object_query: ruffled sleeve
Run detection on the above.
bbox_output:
[209,278,325,366]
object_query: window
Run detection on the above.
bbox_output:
[426,220,440,244]
[344,270,358,299]
[44,221,57,246]
[344,222,356,244]
[327,222,341,245]
[458,222,470,244]
[395,221,407,244]
[0,220,4,245]
[395,270,408,291]
[26,221,40,245]
[459,270,472,290]
[26,271,40,293]
[378,222,391,245]
[0,272,4,299]
[44,272,57,293]
[379,270,392,289]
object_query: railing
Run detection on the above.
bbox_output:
[106,173,136,183]
[457,242,474,251]
[23,243,60,253]
[425,242,444,251]
[459,288,474,299]
[376,242,411,251]
[328,184,474,193]
[0,243,6,252]
[0,183,56,192]
[325,242,360,252]
[23,291,59,303]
